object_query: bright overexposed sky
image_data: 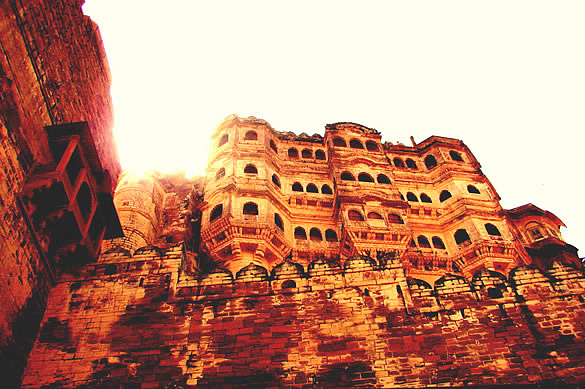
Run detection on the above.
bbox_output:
[83,1,585,254]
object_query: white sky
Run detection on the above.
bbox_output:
[83,0,585,254]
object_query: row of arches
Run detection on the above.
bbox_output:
[402,185,480,203]
[332,137,379,152]
[291,182,333,194]
[347,210,404,224]
[294,227,338,242]
[411,235,447,250]
[392,157,418,169]
[287,148,326,161]
[340,171,391,184]
[453,224,502,246]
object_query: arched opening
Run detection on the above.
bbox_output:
[310,228,323,241]
[274,213,284,230]
[406,192,418,202]
[243,202,258,215]
[244,164,258,174]
[388,213,404,224]
[467,185,480,194]
[210,204,223,222]
[325,229,338,242]
[270,139,277,153]
[292,182,303,192]
[485,223,501,236]
[288,148,299,159]
[406,158,418,169]
[272,174,281,188]
[377,174,391,184]
[348,210,364,221]
[358,173,374,183]
[294,227,307,240]
[365,141,378,151]
[424,155,438,169]
[454,229,471,245]
[315,149,326,160]
[215,168,225,180]
[368,212,382,220]
[439,190,452,202]
[349,139,364,149]
[341,172,355,181]
[449,150,463,161]
[306,183,318,193]
[333,137,347,147]
[282,280,296,289]
[487,287,503,299]
[302,149,313,159]
[76,182,93,219]
[244,130,258,141]
[218,134,228,147]
[393,158,405,168]
[432,236,446,249]
[420,193,432,203]
[417,235,431,248]
[321,184,333,194]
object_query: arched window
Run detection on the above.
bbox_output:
[244,164,258,174]
[368,212,383,220]
[406,159,418,169]
[288,148,299,159]
[271,174,281,188]
[274,213,284,230]
[244,130,258,141]
[294,227,307,240]
[218,134,228,147]
[377,174,391,184]
[333,137,346,147]
[306,183,318,193]
[485,223,501,236]
[366,141,378,152]
[439,190,452,202]
[349,139,364,149]
[388,213,404,224]
[310,228,323,241]
[449,150,463,162]
[315,150,326,160]
[292,182,303,192]
[358,173,374,183]
[417,235,431,248]
[270,140,277,153]
[393,158,405,168]
[420,193,432,203]
[325,229,338,242]
[399,193,405,201]
[243,202,258,215]
[467,185,480,194]
[321,184,333,194]
[406,192,418,202]
[348,210,364,221]
[432,236,446,249]
[210,204,223,222]
[282,280,296,289]
[302,149,313,159]
[424,155,437,169]
[454,229,471,245]
[215,168,225,180]
[341,172,355,181]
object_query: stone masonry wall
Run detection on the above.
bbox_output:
[22,247,585,388]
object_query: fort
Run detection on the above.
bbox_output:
[1,1,585,388]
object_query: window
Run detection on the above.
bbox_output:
[526,222,544,240]
[315,149,326,160]
[270,140,277,153]
[377,174,391,184]
[77,182,92,219]
[294,227,307,240]
[292,182,303,192]
[243,202,258,215]
[417,235,431,248]
[321,184,333,194]
[432,236,446,249]
[439,190,452,202]
[424,155,438,169]
[244,130,258,141]
[310,228,323,241]
[368,212,383,220]
[358,173,374,183]
[333,137,346,147]
[348,210,364,221]
[288,148,299,159]
[282,280,296,289]
[306,183,318,193]
[244,164,258,174]
[341,172,355,181]
[393,158,405,168]
[274,213,284,230]
[366,141,378,152]
[449,150,463,162]
[467,185,480,194]
[406,192,418,202]
[302,149,313,159]
[485,223,501,236]
[218,134,228,147]
[406,159,418,169]
[349,139,364,149]
[388,213,404,224]
[325,229,338,242]
[454,229,471,245]
[210,204,223,222]
[215,168,225,180]
[420,193,432,203]
[271,174,281,188]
